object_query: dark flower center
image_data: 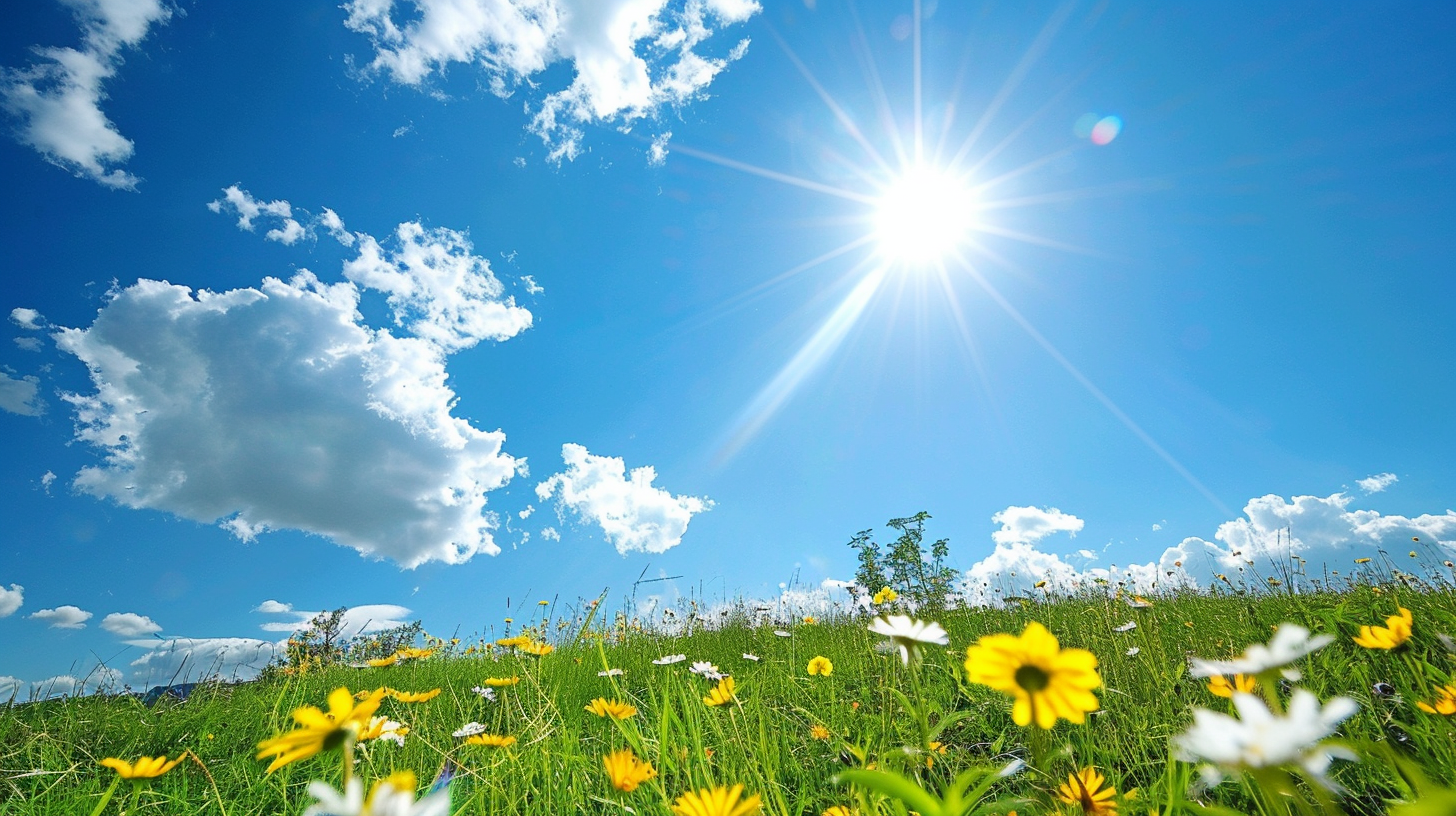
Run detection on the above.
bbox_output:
[1015,664,1050,693]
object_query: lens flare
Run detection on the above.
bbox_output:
[873,166,978,265]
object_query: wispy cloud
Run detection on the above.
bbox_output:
[342,0,759,161]
[207,186,307,245]
[28,605,92,629]
[0,370,44,416]
[255,602,413,640]
[536,443,712,554]
[0,0,171,188]
[1356,472,1397,494]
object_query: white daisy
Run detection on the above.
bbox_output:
[773,630,792,638]
[470,686,497,701]
[452,722,487,738]
[652,654,687,665]
[742,653,760,661]
[689,661,720,677]
[303,777,451,816]
[867,615,949,665]
[1126,647,1140,657]
[1113,621,1137,632]
[598,668,625,677]
[1175,689,1358,790]
[1189,624,1334,678]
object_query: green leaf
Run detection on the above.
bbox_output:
[836,768,944,816]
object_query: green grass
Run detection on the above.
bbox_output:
[2,585,1454,815]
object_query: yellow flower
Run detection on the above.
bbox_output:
[385,687,442,703]
[356,716,409,743]
[496,635,530,648]
[1354,557,1372,564]
[704,676,738,707]
[367,654,400,667]
[804,616,817,625]
[585,697,639,719]
[963,621,1101,729]
[395,647,436,661]
[99,754,187,780]
[483,676,521,687]
[823,807,854,816]
[807,656,834,677]
[1353,607,1413,650]
[539,600,550,605]
[1034,580,1048,589]
[1206,674,1258,698]
[1057,766,1120,816]
[672,784,762,816]
[809,724,832,741]
[256,687,385,773]
[520,640,554,656]
[872,586,898,604]
[465,733,517,748]
[1417,685,1456,715]
[602,749,657,792]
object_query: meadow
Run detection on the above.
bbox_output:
[2,584,1454,816]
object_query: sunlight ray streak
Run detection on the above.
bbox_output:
[846,0,910,169]
[932,264,1006,434]
[668,143,877,204]
[948,0,1077,168]
[913,0,924,163]
[951,252,1235,517]
[977,177,1175,210]
[970,222,1118,260]
[962,67,1092,180]
[971,145,1076,195]
[714,263,888,465]
[768,25,895,176]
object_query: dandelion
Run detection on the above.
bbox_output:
[303,771,449,816]
[464,734,517,748]
[1416,685,1456,715]
[598,668,625,677]
[1207,674,1258,698]
[704,676,738,707]
[453,722,488,738]
[654,654,688,665]
[100,754,187,780]
[1353,607,1413,650]
[868,615,949,665]
[810,724,832,741]
[539,600,550,605]
[804,616,817,624]
[495,635,530,648]
[1189,624,1333,679]
[385,688,442,703]
[1056,767,1120,816]
[807,656,834,677]
[964,621,1101,729]
[585,697,639,719]
[672,784,762,816]
[256,687,386,773]
[602,749,657,792]
[1174,689,1358,790]
[873,586,898,604]
[520,640,554,656]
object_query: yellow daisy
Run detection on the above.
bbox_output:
[483,676,521,687]
[704,676,738,707]
[1353,607,1413,650]
[809,724,832,741]
[385,688,442,703]
[99,754,187,780]
[1056,766,1120,816]
[356,716,409,743]
[672,784,762,816]
[807,656,834,677]
[464,733,517,748]
[495,635,531,648]
[963,621,1101,729]
[1417,685,1456,715]
[823,807,854,816]
[872,586,897,604]
[256,687,386,773]
[520,640,554,656]
[366,653,401,668]
[585,697,639,719]
[602,749,657,792]
[1206,674,1258,698]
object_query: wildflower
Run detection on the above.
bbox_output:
[495,635,530,648]
[470,686,499,702]
[100,754,187,780]
[256,687,386,773]
[810,724,832,741]
[598,668,625,677]
[1354,557,1372,564]
[357,716,409,746]
[1056,767,1120,816]
[395,647,436,661]
[704,676,738,707]
[539,600,550,605]
[483,676,520,687]
[1352,607,1413,650]
[1126,596,1153,609]
[1174,689,1358,790]
[520,640,554,656]
[807,656,834,677]
[964,621,1101,729]
[1125,647,1140,657]
[672,784,762,816]
[1189,624,1333,679]
[872,586,898,604]
[654,654,688,665]
[804,616,817,625]
[690,661,723,678]
[366,654,400,668]
[742,653,760,661]
[1416,685,1456,715]
[823,807,853,816]
[773,629,792,637]
[452,721,489,738]
[386,688,442,703]
[585,697,639,719]
[303,771,449,816]
[1207,674,1258,698]
[464,734,517,748]
[868,615,949,665]
[602,749,657,792]
[1112,621,1137,633]
[1034,580,1048,589]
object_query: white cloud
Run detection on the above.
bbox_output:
[520,274,544,295]
[23,668,123,700]
[0,676,20,699]
[1357,472,1397,494]
[0,583,22,617]
[0,0,170,189]
[536,443,711,554]
[990,505,1084,546]
[207,185,307,245]
[540,525,560,540]
[255,603,413,640]
[518,504,534,518]
[101,611,162,637]
[342,0,759,161]
[10,308,44,329]
[320,207,355,246]
[648,130,671,165]
[343,221,534,353]
[29,604,92,629]
[40,471,56,493]
[126,637,282,686]
[253,599,293,614]
[54,269,524,567]
[14,337,43,352]
[0,370,44,416]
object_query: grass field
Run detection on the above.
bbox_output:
[3,584,1454,815]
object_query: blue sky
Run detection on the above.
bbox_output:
[1,0,1453,696]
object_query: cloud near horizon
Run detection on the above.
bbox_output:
[537,443,712,554]
[254,601,413,641]
[342,0,759,161]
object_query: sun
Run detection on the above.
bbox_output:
[872,165,978,266]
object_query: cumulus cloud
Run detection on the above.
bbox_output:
[256,603,413,640]
[29,605,92,629]
[0,0,171,188]
[54,267,524,567]
[207,185,308,245]
[10,307,44,330]
[0,370,44,416]
[253,599,293,614]
[0,676,20,700]
[536,443,712,554]
[1357,472,1397,494]
[342,0,759,161]
[0,583,22,617]
[319,208,355,246]
[101,611,162,637]
[991,505,1084,546]
[540,525,560,541]
[126,637,282,686]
